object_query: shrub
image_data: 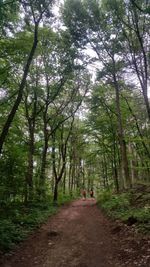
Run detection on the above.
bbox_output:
[97,190,150,234]
[0,202,57,252]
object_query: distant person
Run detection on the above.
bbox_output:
[90,188,94,198]
[82,189,86,200]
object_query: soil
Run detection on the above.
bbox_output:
[0,199,150,267]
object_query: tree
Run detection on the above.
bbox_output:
[52,117,74,202]
[0,0,54,154]
[103,0,150,120]
[63,0,131,187]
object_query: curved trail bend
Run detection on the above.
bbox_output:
[1,199,150,267]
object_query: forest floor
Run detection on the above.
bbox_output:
[0,198,150,267]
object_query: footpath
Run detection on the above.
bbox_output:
[1,199,150,267]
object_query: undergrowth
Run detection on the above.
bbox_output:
[97,187,150,234]
[0,193,75,252]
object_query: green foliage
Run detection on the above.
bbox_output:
[98,191,130,213]
[57,191,78,206]
[0,0,19,36]
[97,190,150,234]
[0,191,77,252]
[0,142,27,201]
[97,190,112,203]
[0,219,27,251]
[0,201,57,252]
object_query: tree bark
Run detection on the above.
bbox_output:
[63,169,66,194]
[113,141,119,192]
[52,118,74,202]
[26,119,35,201]
[113,72,131,188]
[39,135,49,197]
[0,23,39,154]
[53,180,58,202]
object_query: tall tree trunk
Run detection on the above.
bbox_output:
[68,153,72,192]
[26,120,35,201]
[52,132,58,202]
[70,169,74,194]
[24,86,37,201]
[39,99,50,196]
[0,23,39,154]
[52,118,74,202]
[129,143,135,185]
[63,169,66,194]
[53,180,58,202]
[112,134,119,192]
[113,73,131,188]
[103,153,109,188]
[39,132,49,195]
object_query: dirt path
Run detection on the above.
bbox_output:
[1,199,150,267]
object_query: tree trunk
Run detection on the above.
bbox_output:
[39,91,50,196]
[113,73,131,188]
[24,91,36,201]
[103,153,109,188]
[39,133,49,195]
[26,121,34,201]
[63,169,66,194]
[143,90,150,121]
[0,24,39,154]
[53,180,58,202]
[112,134,119,192]
[68,154,72,191]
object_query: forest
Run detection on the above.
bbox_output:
[0,0,150,256]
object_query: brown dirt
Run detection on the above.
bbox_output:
[0,199,150,267]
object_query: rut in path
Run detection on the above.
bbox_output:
[1,199,150,267]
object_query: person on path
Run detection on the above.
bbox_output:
[90,188,94,198]
[82,189,86,200]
